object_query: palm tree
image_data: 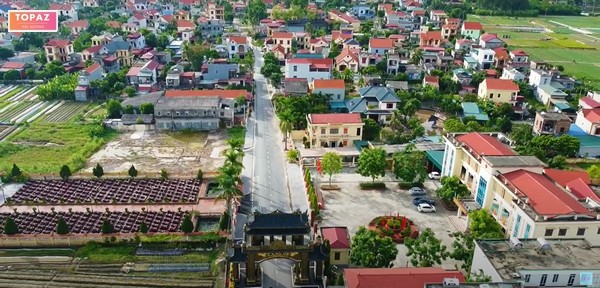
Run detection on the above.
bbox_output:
[411,49,423,65]
[227,138,244,153]
[280,119,293,151]
[223,149,244,176]
[341,68,355,83]
[215,169,243,233]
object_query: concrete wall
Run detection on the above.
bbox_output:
[329,248,350,266]
[471,243,504,282]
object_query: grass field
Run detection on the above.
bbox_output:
[75,242,220,264]
[0,249,75,257]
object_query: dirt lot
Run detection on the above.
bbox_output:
[84,130,229,175]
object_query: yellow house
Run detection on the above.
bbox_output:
[321,227,351,266]
[306,113,364,148]
[477,78,520,104]
[271,32,294,54]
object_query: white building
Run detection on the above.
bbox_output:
[529,69,552,88]
[285,58,333,83]
[472,239,600,287]
[575,108,600,135]
[126,33,146,49]
[226,36,249,59]
[501,68,525,82]
[470,48,495,70]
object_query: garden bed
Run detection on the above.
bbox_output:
[359,182,387,190]
[368,216,419,243]
[320,184,340,190]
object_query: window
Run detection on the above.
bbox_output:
[597,227,600,234]
[334,252,340,260]
[568,274,576,286]
[321,128,326,134]
[577,228,586,236]
[489,93,493,98]
[184,111,189,116]
[545,228,554,236]
[386,103,394,108]
[553,274,559,283]
[293,66,297,72]
[330,128,339,134]
[540,274,547,286]
[343,128,348,134]
[497,93,501,98]
[558,228,567,236]
[524,274,531,283]
[356,128,361,136]
[157,112,161,116]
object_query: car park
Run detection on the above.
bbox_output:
[417,203,436,213]
[409,187,426,196]
[428,172,441,180]
[412,197,435,206]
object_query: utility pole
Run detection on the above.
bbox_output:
[0,178,5,204]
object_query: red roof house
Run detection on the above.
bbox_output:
[164,89,252,100]
[307,113,362,124]
[344,267,465,288]
[462,21,483,31]
[455,133,516,158]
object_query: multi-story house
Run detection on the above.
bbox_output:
[368,38,394,56]
[346,86,401,124]
[174,10,191,21]
[335,48,360,73]
[198,18,223,39]
[127,60,159,93]
[75,63,103,101]
[207,2,224,21]
[226,36,248,59]
[501,67,526,82]
[49,3,78,21]
[271,32,294,54]
[155,89,250,130]
[461,21,483,40]
[350,5,375,19]
[429,10,447,26]
[529,69,552,88]
[66,20,89,35]
[285,58,333,83]
[309,37,330,54]
[477,78,520,104]
[493,47,510,69]
[306,113,364,148]
[128,13,147,29]
[327,10,361,32]
[199,62,239,86]
[419,31,442,47]
[176,20,196,42]
[508,50,530,71]
[45,39,74,63]
[155,15,174,31]
[575,108,600,135]
[532,111,571,135]
[441,22,459,39]
[165,64,187,88]
[479,33,504,49]
[452,68,472,86]
[536,85,568,106]
[470,48,495,69]
[104,39,133,68]
[82,0,99,7]
[126,33,146,49]
[312,79,346,110]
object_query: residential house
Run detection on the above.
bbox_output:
[293,32,311,50]
[122,23,140,33]
[405,64,423,81]
[493,47,510,69]
[0,62,25,78]
[419,31,442,47]
[199,62,240,86]
[197,17,223,39]
[479,33,504,49]
[385,11,415,30]
[166,64,185,88]
[155,15,174,31]
[104,40,133,68]
[91,33,114,46]
[207,2,224,21]
[501,68,525,82]
[75,63,103,101]
[508,49,530,71]
[284,78,309,96]
[312,79,346,110]
[429,10,447,25]
[176,20,196,42]
[461,21,483,39]
[532,111,571,135]
[529,69,552,88]
[368,38,394,56]
[66,20,89,35]
[463,56,478,70]
[536,84,568,106]
[174,10,191,21]
[321,227,350,265]
[128,13,147,29]
[127,33,146,49]
[441,22,459,39]
[127,60,160,93]
[478,78,520,104]
[472,239,600,287]
[423,75,439,90]
[226,36,248,59]
[453,68,472,86]
[0,5,12,18]
[49,3,78,21]
[285,58,333,83]
[44,39,74,63]
[461,102,489,122]
[271,32,294,54]
[306,113,364,148]
[579,96,600,109]
[155,89,250,130]
[8,52,37,64]
[470,48,495,69]
[83,0,99,7]
[455,39,472,53]
[350,5,375,19]
[346,86,401,124]
[344,267,465,288]
[327,10,361,32]
[335,48,360,73]
[575,108,600,135]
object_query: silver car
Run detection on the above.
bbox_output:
[417,203,437,213]
[409,187,426,196]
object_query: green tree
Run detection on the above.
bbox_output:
[101,219,114,234]
[128,165,138,178]
[3,70,21,80]
[436,176,469,202]
[139,222,149,233]
[392,144,427,184]
[468,270,492,283]
[350,226,398,268]
[0,47,14,60]
[56,218,70,235]
[3,217,18,235]
[140,103,154,114]
[181,214,194,233]
[362,118,380,141]
[548,155,567,169]
[449,232,475,271]
[92,163,104,179]
[443,118,467,132]
[245,0,267,25]
[469,209,504,239]
[37,73,78,100]
[124,105,134,114]
[160,168,169,180]
[25,68,35,79]
[322,152,343,186]
[145,33,157,48]
[106,99,122,118]
[588,165,600,180]
[405,228,449,267]
[197,169,204,181]
[10,164,21,178]
[124,86,136,97]
[59,165,72,180]
[357,148,387,183]
[510,124,534,146]
[280,119,293,151]
[470,71,486,87]
[215,163,243,232]
[223,149,244,176]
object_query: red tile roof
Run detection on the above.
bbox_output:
[502,170,592,216]
[369,38,394,49]
[84,45,104,53]
[84,62,101,74]
[321,227,350,249]
[580,97,600,108]
[228,36,247,44]
[336,48,359,65]
[313,79,345,90]
[176,20,195,28]
[480,33,500,42]
[424,75,439,84]
[272,31,293,39]
[462,21,482,30]
[46,39,71,47]
[287,58,333,68]
[582,108,600,122]
[456,133,516,157]
[67,20,89,28]
[308,113,362,124]
[344,267,465,288]
[164,89,251,100]
[50,3,73,10]
[544,168,591,187]
[106,21,121,29]
[483,78,519,91]
[161,15,174,22]
[1,62,25,69]
[566,178,600,202]
[511,49,528,56]
[493,47,510,60]
[420,31,442,41]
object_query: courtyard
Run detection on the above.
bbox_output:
[317,170,463,268]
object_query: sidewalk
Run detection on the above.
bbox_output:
[286,162,310,212]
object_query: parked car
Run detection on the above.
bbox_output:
[417,203,436,213]
[412,197,435,206]
[428,172,441,180]
[409,187,426,196]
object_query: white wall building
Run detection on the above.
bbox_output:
[285,58,333,83]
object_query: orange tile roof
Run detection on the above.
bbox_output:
[272,31,293,39]
[493,47,510,60]
[424,75,439,84]
[483,78,519,91]
[321,227,350,249]
[67,20,89,28]
[456,133,516,157]
[313,79,345,89]
[369,38,394,49]
[1,62,25,69]
[84,63,101,74]
[176,20,195,28]
[228,36,247,44]
[336,48,359,64]
[164,89,250,99]
[582,108,600,122]
[345,267,465,288]
[46,39,71,47]
[308,113,362,124]
[420,31,442,41]
[462,21,482,30]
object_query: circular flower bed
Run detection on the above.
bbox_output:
[368,216,419,243]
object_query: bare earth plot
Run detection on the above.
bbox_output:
[84,130,229,175]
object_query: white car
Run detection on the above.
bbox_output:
[417,203,437,213]
[428,172,441,180]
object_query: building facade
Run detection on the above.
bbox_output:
[306,113,364,148]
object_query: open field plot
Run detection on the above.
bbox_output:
[85,129,230,175]
[468,15,538,26]
[40,102,92,123]
[0,122,118,174]
[0,101,38,122]
[524,47,600,62]
[540,15,600,29]
[0,86,24,102]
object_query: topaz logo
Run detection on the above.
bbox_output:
[9,10,58,32]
